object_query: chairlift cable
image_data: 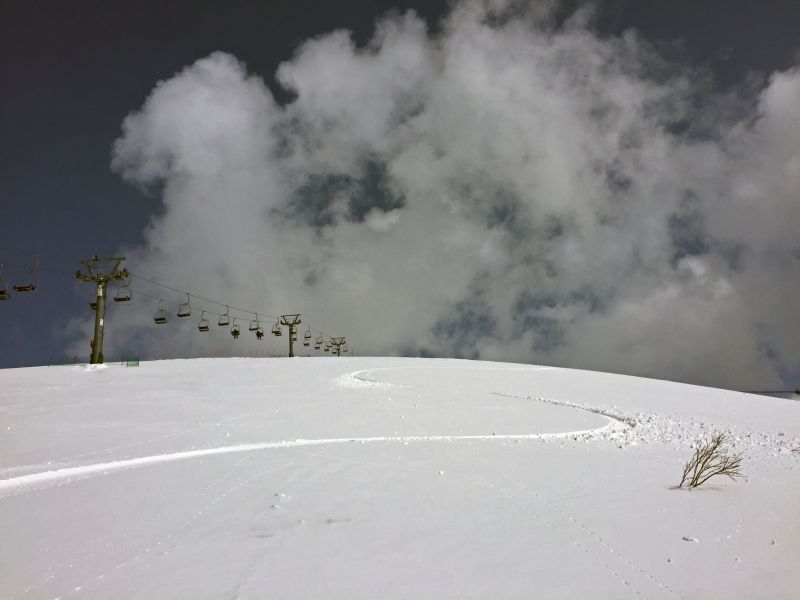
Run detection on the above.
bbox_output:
[129,272,334,339]
[130,273,280,321]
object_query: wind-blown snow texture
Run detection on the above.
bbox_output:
[1,358,798,598]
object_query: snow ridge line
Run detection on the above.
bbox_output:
[0,428,617,497]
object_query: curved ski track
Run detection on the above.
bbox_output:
[0,366,627,497]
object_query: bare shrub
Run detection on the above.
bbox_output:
[679,432,744,488]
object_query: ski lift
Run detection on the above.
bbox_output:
[114,283,132,302]
[218,306,231,327]
[249,314,260,332]
[303,327,311,346]
[197,311,210,332]
[314,334,323,350]
[12,254,39,292]
[272,322,282,337]
[153,301,168,325]
[230,321,241,339]
[255,327,265,340]
[177,294,191,318]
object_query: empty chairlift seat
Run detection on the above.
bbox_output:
[12,254,39,292]
[114,284,132,302]
[177,294,191,318]
[12,280,36,292]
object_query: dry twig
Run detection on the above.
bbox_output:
[679,432,744,488]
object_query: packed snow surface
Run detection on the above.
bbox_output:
[0,357,798,599]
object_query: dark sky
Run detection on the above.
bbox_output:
[1,0,799,381]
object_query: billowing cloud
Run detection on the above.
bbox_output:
[67,0,800,389]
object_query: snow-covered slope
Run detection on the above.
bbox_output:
[1,358,798,599]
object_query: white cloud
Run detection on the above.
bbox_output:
[67,1,800,389]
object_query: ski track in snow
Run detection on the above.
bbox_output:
[492,391,800,460]
[2,364,798,600]
[0,415,250,479]
[0,428,616,498]
[350,368,800,458]
[353,367,686,597]
[2,365,798,498]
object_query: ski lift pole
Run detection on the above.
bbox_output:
[92,280,108,364]
[76,256,128,364]
[330,337,346,357]
[280,314,302,357]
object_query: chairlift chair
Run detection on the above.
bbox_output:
[114,284,132,302]
[12,281,36,293]
[153,301,168,325]
[12,254,39,292]
[197,312,210,332]
[272,322,282,337]
[249,315,260,332]
[303,328,312,346]
[255,327,265,340]
[12,271,38,292]
[177,294,191,318]
[218,306,231,327]
[230,322,241,339]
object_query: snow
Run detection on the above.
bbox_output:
[0,357,798,599]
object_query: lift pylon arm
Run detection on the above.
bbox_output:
[75,256,128,283]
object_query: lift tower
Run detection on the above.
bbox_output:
[329,337,346,357]
[76,256,128,364]
[280,314,302,357]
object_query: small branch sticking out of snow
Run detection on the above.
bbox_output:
[679,432,744,488]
